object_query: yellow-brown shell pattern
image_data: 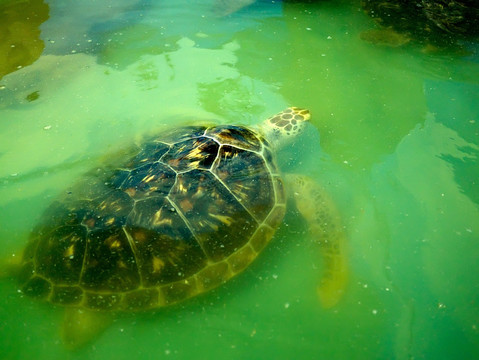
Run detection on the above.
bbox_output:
[19,124,286,311]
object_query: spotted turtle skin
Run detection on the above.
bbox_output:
[19,124,286,311]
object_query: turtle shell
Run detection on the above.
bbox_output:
[19,125,286,311]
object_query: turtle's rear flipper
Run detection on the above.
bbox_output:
[62,307,112,350]
[286,174,348,308]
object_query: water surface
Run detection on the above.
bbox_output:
[1,0,478,359]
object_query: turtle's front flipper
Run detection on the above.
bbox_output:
[285,174,348,308]
[62,307,113,350]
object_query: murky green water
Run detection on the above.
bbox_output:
[1,0,478,359]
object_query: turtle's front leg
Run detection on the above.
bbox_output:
[285,174,348,308]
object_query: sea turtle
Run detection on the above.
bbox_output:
[9,107,347,348]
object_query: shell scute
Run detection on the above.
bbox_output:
[162,137,219,172]
[35,224,87,284]
[85,292,121,310]
[214,145,275,222]
[161,279,198,306]
[80,227,139,292]
[156,126,207,145]
[170,169,258,261]
[195,261,231,292]
[21,276,51,300]
[119,162,176,200]
[123,288,159,310]
[81,191,133,230]
[206,125,262,151]
[125,141,170,168]
[50,285,83,305]
[125,221,207,286]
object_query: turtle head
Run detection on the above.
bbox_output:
[259,107,311,148]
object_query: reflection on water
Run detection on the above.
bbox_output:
[0,0,49,79]
[362,0,479,50]
[0,0,478,359]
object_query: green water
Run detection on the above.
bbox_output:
[1,0,478,359]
